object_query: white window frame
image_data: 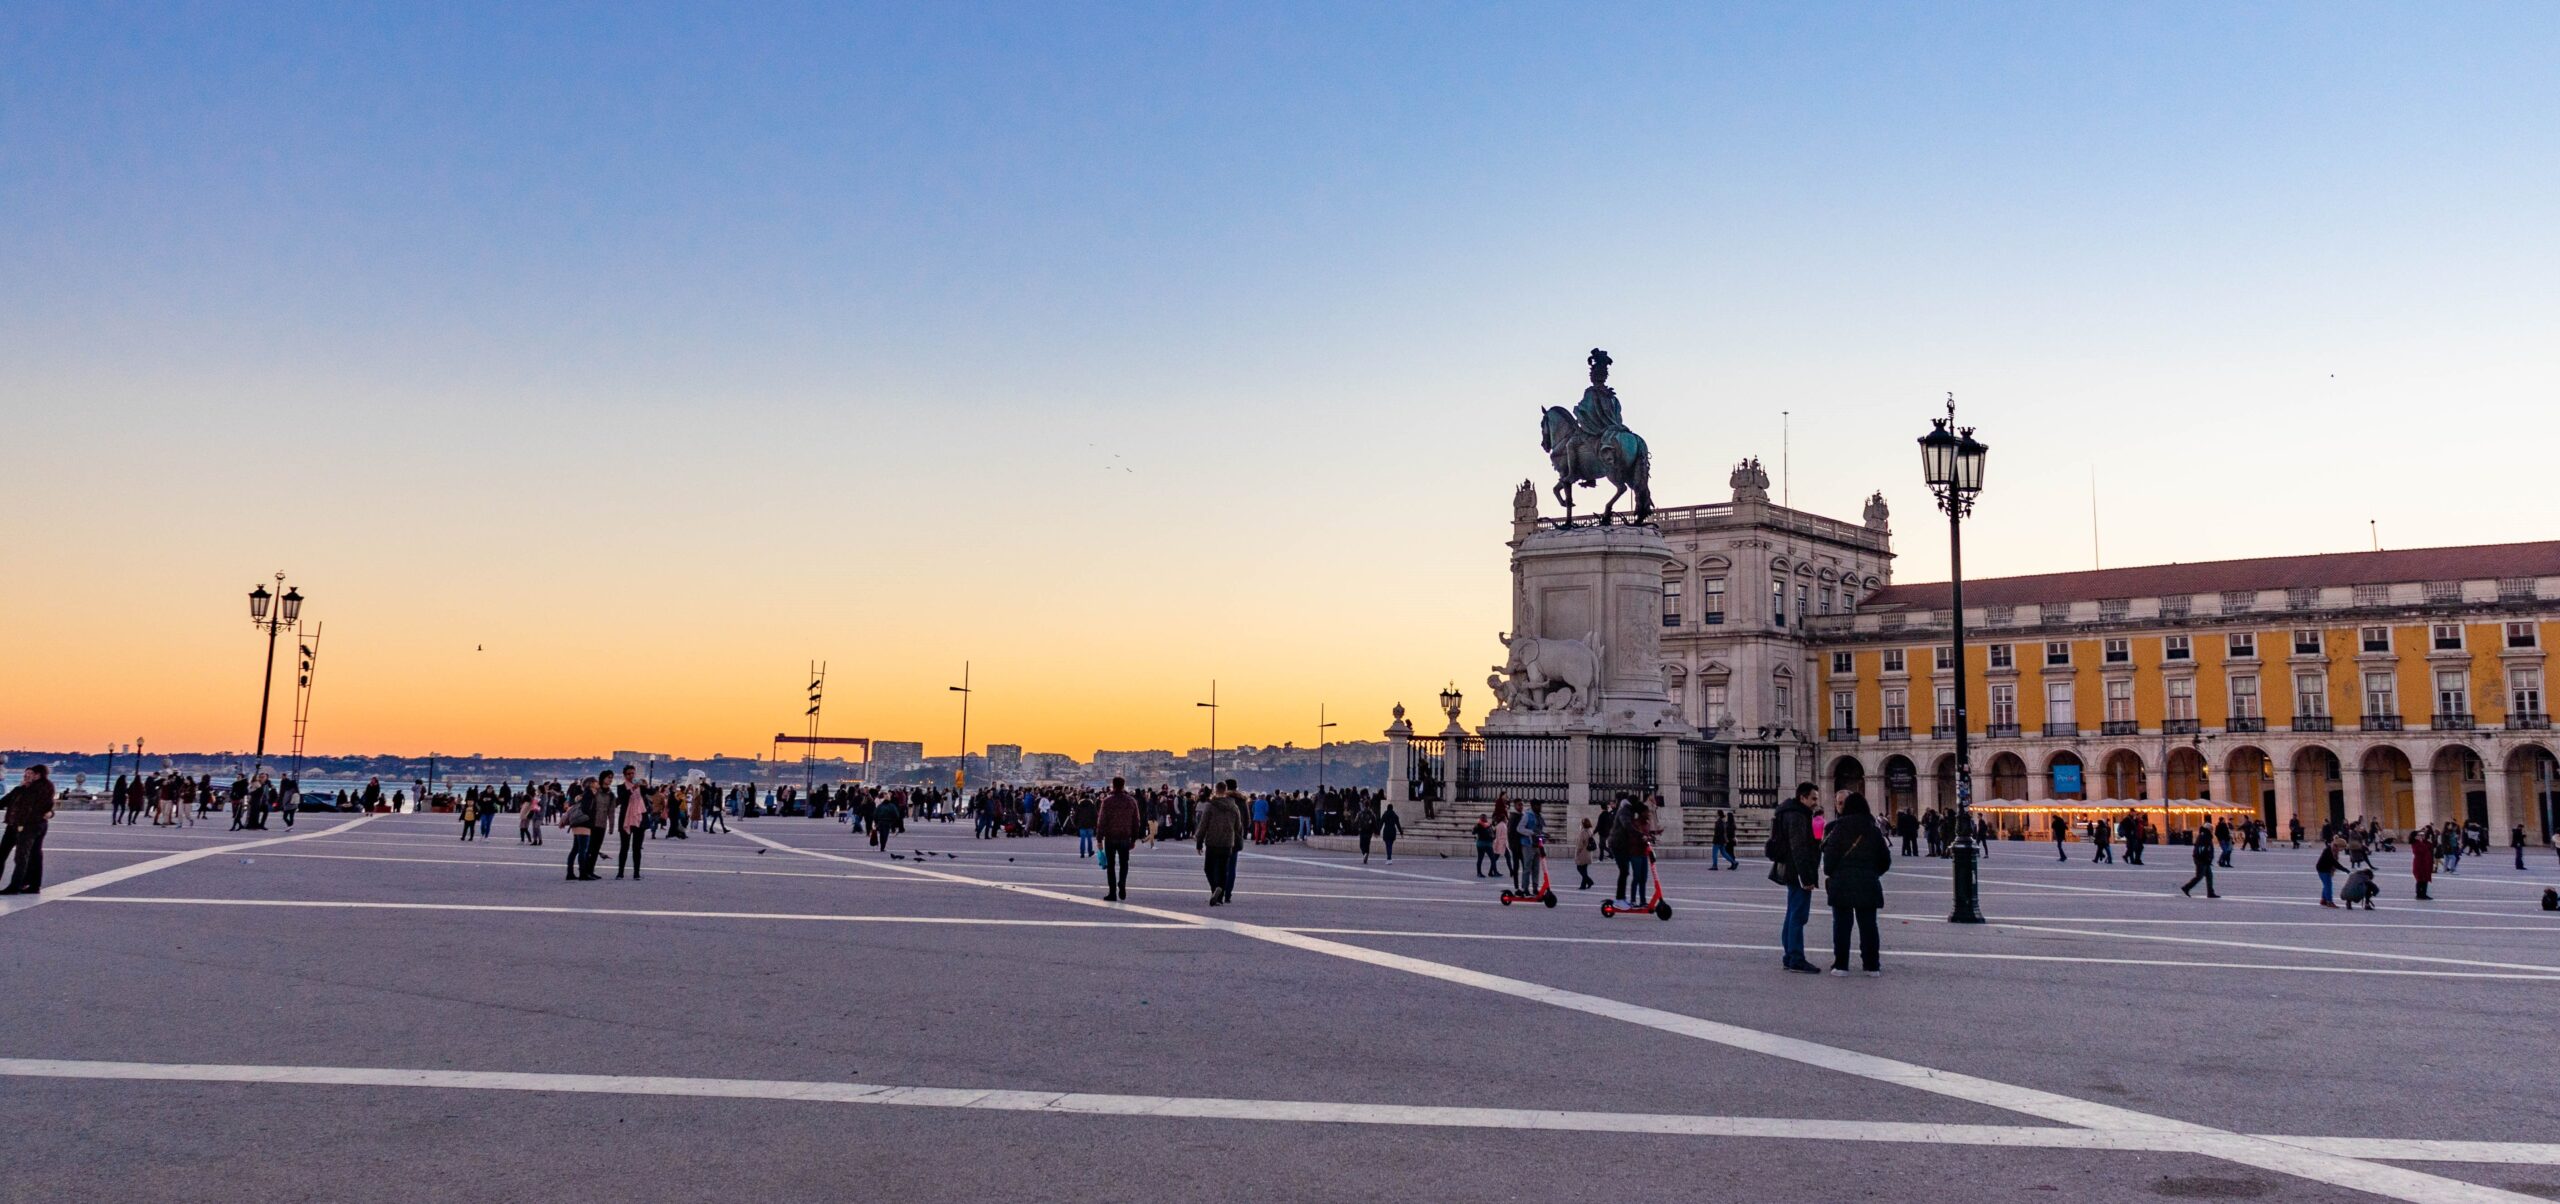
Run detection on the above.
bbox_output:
[1662,579,1682,627]
[2293,628,2323,656]
[2363,670,2398,717]
[1934,645,1953,672]
[2227,631,2256,658]
[2295,671,2328,716]
[2431,623,2463,651]
[2045,681,2075,727]
[1831,651,1853,675]
[1989,683,2017,727]
[2046,641,2071,667]
[1882,649,1906,673]
[2104,678,2134,722]
[1882,687,1907,729]
[1832,690,1856,730]
[2434,668,2469,716]
[2229,674,2261,718]
[1771,578,1786,627]
[2166,677,2196,720]
[2360,625,2391,654]
[1989,643,2014,669]
[2511,667,2544,716]
[2507,621,2537,649]
[2164,635,2192,661]
[2103,638,2129,664]
[1935,685,1955,731]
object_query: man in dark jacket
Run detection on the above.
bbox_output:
[2,765,59,894]
[1195,782,1247,905]
[1096,777,1143,901]
[1770,783,1821,973]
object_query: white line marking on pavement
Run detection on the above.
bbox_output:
[0,816,376,919]
[1239,849,1474,884]
[64,896,1193,930]
[0,1057,2551,1169]
[1274,927,2560,982]
[1988,922,2560,977]
[728,825,2538,1204]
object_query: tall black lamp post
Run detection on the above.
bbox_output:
[1919,399,1989,924]
[1316,705,1338,794]
[1196,681,1220,785]
[246,573,304,776]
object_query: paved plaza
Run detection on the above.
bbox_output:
[2,811,2556,1203]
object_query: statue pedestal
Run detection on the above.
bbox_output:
[1483,524,1682,736]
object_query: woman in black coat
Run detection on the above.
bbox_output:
[1820,792,1892,975]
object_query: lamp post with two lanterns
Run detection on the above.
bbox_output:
[1918,398,1989,925]
[245,573,304,777]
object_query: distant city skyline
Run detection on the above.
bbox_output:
[6,4,2555,759]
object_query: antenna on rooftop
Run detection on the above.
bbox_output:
[2089,466,2101,570]
[2370,519,2380,552]
[1781,410,1791,512]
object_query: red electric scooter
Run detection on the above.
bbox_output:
[1599,840,1672,920]
[1499,843,1557,908]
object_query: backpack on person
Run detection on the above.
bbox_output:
[2541,887,2557,912]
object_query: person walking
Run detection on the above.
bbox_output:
[1073,792,1099,860]
[279,778,300,830]
[2409,827,2435,901]
[1711,808,1739,870]
[1195,781,1246,906]
[2180,825,2220,898]
[1378,801,1401,862]
[0,765,57,895]
[1770,783,1821,973]
[1472,814,1499,878]
[1573,817,1596,890]
[1096,776,1142,902]
[520,798,543,845]
[1894,808,1919,858]
[1354,802,1378,864]
[459,797,477,842]
[2514,824,2529,871]
[1821,792,1891,976]
[2215,818,2235,868]
[2092,816,2114,863]
[2050,813,2068,862]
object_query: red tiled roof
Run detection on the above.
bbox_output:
[1862,541,2560,611]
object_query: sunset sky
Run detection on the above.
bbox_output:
[5,3,2556,760]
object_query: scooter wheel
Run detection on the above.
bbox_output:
[1500,895,1513,906]
[1541,893,1557,908]
[1655,902,1674,920]
[1600,904,1617,917]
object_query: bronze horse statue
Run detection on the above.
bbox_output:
[1540,404,1653,526]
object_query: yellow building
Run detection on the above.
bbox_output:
[1808,543,2560,840]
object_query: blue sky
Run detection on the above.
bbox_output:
[5,2,2556,755]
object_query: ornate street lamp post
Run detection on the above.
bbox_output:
[246,573,303,777]
[1920,399,1989,924]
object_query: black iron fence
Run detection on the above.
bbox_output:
[1681,740,1728,807]
[1457,735,1569,805]
[1733,743,1781,811]
[1407,735,1448,803]
[1589,736,1657,801]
